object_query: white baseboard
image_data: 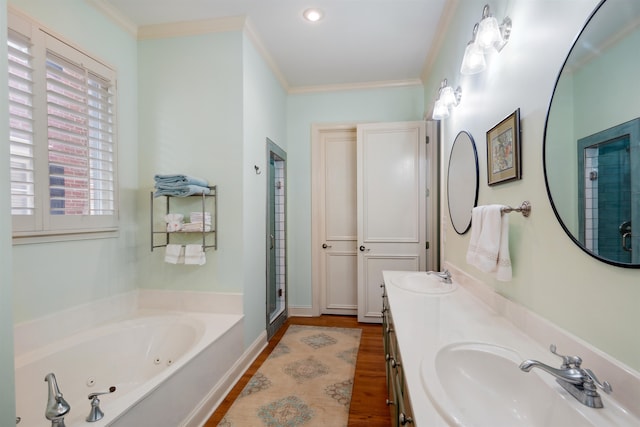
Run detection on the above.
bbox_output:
[186,331,268,427]
[288,306,314,317]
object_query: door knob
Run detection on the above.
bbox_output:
[322,243,332,249]
[359,245,370,252]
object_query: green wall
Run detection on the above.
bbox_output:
[137,31,245,295]
[242,34,287,344]
[0,2,14,425]
[427,0,640,370]
[8,1,139,320]
[286,86,425,308]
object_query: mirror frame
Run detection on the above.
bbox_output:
[543,0,640,268]
[447,131,479,235]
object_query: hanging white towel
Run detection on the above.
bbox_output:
[184,244,206,266]
[466,205,512,281]
[165,244,184,264]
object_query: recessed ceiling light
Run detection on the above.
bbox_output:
[303,8,323,22]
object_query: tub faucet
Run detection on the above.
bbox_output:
[44,373,70,427]
[519,344,612,408]
[86,386,117,422]
[427,269,452,284]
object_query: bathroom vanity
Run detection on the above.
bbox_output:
[382,266,640,426]
[382,284,414,425]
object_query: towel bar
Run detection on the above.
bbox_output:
[501,201,531,217]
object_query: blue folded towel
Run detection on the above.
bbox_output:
[154,185,211,198]
[154,174,209,188]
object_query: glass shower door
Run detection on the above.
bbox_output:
[578,119,639,264]
[266,139,287,339]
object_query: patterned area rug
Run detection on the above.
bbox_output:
[219,325,362,427]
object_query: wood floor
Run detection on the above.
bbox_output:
[204,315,392,426]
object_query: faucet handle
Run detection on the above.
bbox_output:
[585,368,612,394]
[88,386,116,400]
[86,386,116,423]
[549,344,582,368]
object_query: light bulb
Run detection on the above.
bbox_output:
[460,42,486,75]
[440,86,457,108]
[477,15,502,50]
[432,99,450,120]
[303,8,323,22]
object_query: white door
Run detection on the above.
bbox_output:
[357,121,426,323]
[315,128,358,315]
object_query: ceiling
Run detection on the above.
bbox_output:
[101,0,449,90]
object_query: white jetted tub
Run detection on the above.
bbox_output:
[15,310,243,426]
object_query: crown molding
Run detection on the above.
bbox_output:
[421,0,459,83]
[243,18,290,92]
[288,78,423,95]
[137,15,247,40]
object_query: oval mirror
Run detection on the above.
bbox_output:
[448,131,479,234]
[544,0,640,267]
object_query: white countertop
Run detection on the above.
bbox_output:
[382,267,640,427]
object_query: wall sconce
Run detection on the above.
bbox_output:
[460,4,511,75]
[460,24,486,75]
[432,79,461,121]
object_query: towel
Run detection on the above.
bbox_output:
[154,185,211,198]
[466,205,512,281]
[154,174,209,188]
[190,211,212,225]
[181,222,212,232]
[184,244,206,265]
[164,213,184,232]
[164,244,184,264]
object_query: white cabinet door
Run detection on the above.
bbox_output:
[357,121,426,323]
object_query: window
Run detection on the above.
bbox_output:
[8,13,118,238]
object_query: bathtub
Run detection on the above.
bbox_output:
[15,310,243,427]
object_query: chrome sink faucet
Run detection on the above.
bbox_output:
[519,344,612,408]
[427,269,452,284]
[44,373,70,427]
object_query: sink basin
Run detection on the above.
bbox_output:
[390,272,456,294]
[421,342,600,426]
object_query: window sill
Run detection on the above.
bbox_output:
[12,228,119,245]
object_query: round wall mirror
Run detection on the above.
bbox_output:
[448,131,479,234]
[544,0,640,267]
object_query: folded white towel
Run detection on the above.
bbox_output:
[164,213,184,232]
[181,222,212,232]
[190,212,212,224]
[165,244,184,264]
[184,244,206,266]
[466,205,512,281]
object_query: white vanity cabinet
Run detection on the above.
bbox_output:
[382,284,414,426]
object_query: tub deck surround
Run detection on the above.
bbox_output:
[14,290,243,356]
[13,290,246,427]
[382,268,640,426]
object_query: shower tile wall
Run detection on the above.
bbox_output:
[584,148,598,252]
[274,162,285,304]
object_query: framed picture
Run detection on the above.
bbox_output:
[486,108,521,185]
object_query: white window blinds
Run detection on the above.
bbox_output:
[46,51,115,217]
[8,29,35,216]
[8,13,118,237]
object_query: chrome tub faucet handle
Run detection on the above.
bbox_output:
[86,386,117,422]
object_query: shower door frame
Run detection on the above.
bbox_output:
[577,118,640,264]
[266,139,287,339]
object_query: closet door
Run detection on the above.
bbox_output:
[356,122,426,323]
[316,128,358,315]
